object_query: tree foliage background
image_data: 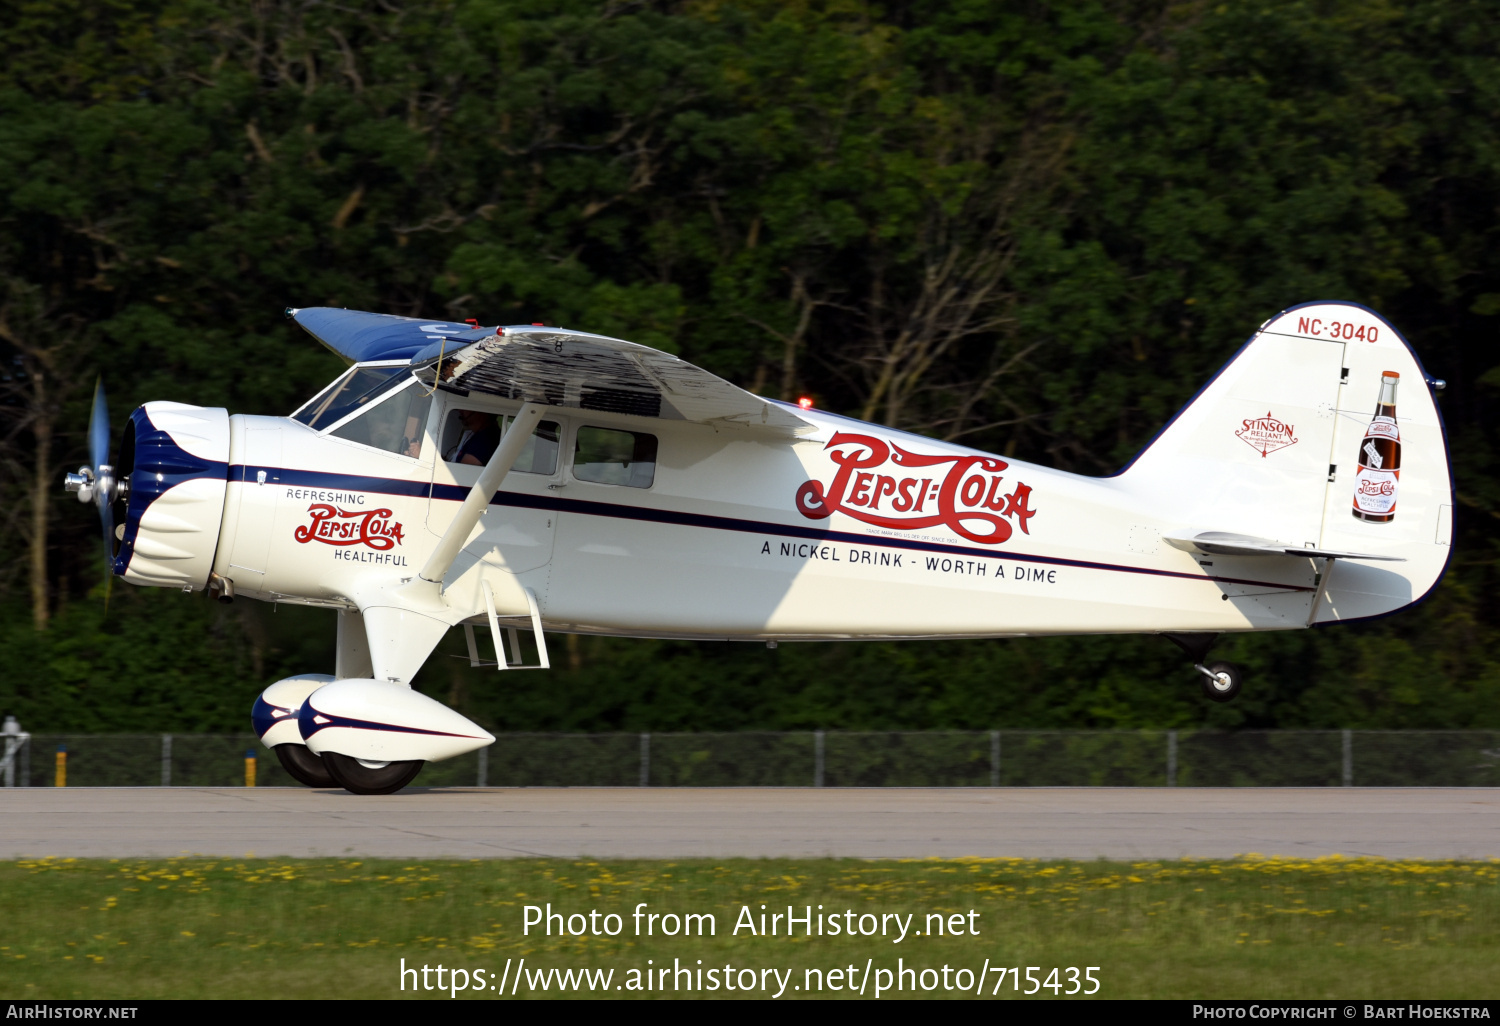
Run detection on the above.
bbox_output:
[1,0,1497,733]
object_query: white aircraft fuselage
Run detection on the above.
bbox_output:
[216,404,1302,641]
[84,301,1452,789]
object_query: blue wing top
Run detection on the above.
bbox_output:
[288,307,492,364]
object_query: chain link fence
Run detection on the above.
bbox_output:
[4,731,1500,788]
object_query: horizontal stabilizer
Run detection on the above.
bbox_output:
[1164,531,1405,562]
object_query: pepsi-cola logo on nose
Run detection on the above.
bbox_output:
[294,503,405,549]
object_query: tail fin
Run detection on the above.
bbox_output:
[1123,301,1453,623]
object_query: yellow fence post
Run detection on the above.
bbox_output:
[244,749,256,788]
[54,745,66,787]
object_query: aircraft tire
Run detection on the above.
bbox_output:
[322,751,424,795]
[1200,661,1243,703]
[274,743,338,788]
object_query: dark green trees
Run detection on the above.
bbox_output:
[2,0,1496,732]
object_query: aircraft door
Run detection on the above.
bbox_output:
[426,405,560,577]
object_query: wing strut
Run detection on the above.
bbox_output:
[419,402,546,587]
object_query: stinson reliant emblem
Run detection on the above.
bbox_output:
[1235,412,1298,458]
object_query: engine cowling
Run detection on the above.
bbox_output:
[112,402,230,590]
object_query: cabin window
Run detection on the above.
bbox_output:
[330,382,432,458]
[439,410,560,473]
[573,426,657,488]
[294,364,409,430]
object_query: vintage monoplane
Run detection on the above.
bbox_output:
[65,301,1452,793]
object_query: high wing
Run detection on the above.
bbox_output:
[289,307,812,436]
[287,306,490,364]
[420,326,814,435]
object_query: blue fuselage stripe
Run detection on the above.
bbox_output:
[235,464,1312,593]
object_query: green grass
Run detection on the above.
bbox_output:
[2,856,1497,999]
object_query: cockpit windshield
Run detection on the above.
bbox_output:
[292,364,409,431]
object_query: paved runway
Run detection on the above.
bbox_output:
[4,787,1497,860]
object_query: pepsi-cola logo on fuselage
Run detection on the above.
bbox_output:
[795,432,1036,545]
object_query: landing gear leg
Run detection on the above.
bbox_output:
[1163,633,1246,702]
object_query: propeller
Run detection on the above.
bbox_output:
[62,377,121,571]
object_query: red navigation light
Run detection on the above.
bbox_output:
[531,322,544,326]
[798,396,815,410]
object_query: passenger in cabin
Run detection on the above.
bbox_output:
[444,409,501,465]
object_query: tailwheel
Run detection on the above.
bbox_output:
[1196,661,1244,703]
[274,743,337,788]
[321,751,424,795]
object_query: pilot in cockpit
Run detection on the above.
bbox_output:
[444,409,501,465]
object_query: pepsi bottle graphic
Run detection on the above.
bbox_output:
[1351,371,1401,523]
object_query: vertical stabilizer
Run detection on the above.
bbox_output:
[1123,301,1452,623]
